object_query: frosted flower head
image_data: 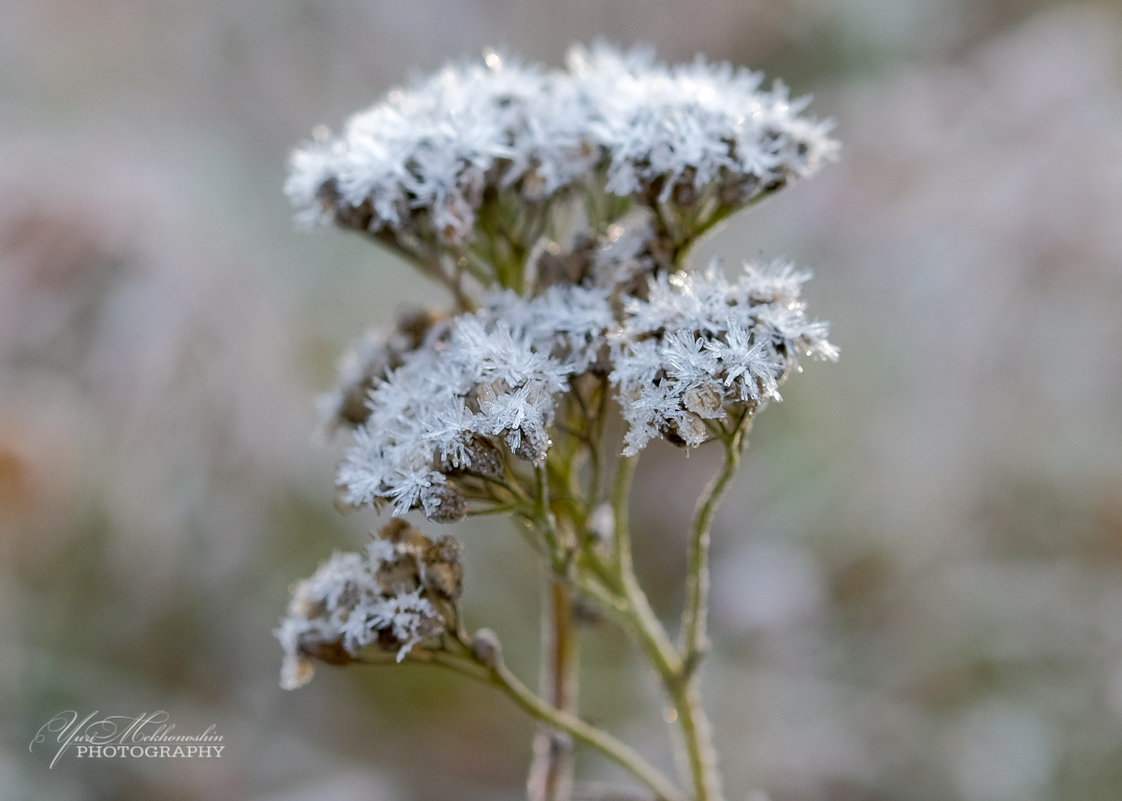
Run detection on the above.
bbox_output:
[276,520,463,689]
[318,307,446,433]
[568,44,839,233]
[611,260,837,455]
[295,44,838,516]
[286,44,837,270]
[335,291,599,520]
[329,263,834,505]
[286,51,593,254]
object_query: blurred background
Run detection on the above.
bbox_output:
[3,1,1121,799]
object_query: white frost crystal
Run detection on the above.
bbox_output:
[567,44,838,204]
[610,260,836,455]
[286,44,837,249]
[277,521,462,689]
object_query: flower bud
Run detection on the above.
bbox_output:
[422,535,464,601]
[471,628,502,669]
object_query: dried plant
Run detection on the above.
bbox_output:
[277,45,838,801]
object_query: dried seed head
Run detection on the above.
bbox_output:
[320,307,447,433]
[421,484,466,523]
[374,550,421,595]
[683,384,724,418]
[378,518,429,555]
[471,628,502,669]
[297,635,353,666]
[511,423,550,464]
[279,653,317,691]
[276,526,468,686]
[422,535,464,600]
[464,434,504,478]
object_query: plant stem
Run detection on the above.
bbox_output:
[679,418,750,671]
[667,679,722,801]
[528,574,580,801]
[601,456,720,801]
[667,418,751,801]
[425,648,687,801]
[491,656,687,801]
[608,457,682,683]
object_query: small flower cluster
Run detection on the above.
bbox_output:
[326,259,834,517]
[611,260,838,455]
[285,52,589,250]
[335,302,561,520]
[566,45,837,220]
[318,308,446,431]
[333,284,618,520]
[276,520,462,689]
[286,45,837,259]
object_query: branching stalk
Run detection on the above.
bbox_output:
[602,453,725,801]
[424,646,687,801]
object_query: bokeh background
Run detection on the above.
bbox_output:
[4,1,1122,799]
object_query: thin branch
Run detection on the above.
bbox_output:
[529,575,580,801]
[417,645,687,801]
[679,417,751,671]
[491,656,687,801]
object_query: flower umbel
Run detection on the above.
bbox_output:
[276,520,462,689]
[286,44,836,287]
[612,259,837,455]
[279,43,839,801]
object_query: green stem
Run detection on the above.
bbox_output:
[609,456,682,683]
[604,457,717,800]
[667,681,722,801]
[528,575,580,801]
[679,418,751,671]
[608,443,741,801]
[425,648,687,801]
[492,659,686,801]
[668,420,752,801]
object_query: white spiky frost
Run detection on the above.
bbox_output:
[567,44,839,202]
[487,283,616,373]
[276,541,446,690]
[611,260,837,456]
[335,287,618,519]
[286,45,838,245]
[285,51,593,244]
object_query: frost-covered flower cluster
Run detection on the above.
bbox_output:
[330,283,623,518]
[327,261,835,518]
[612,260,838,456]
[290,46,839,524]
[286,44,837,262]
[566,46,837,213]
[279,43,841,800]
[318,307,446,430]
[285,53,589,248]
[276,520,462,689]
[334,293,580,521]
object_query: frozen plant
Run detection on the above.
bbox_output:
[278,44,838,801]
